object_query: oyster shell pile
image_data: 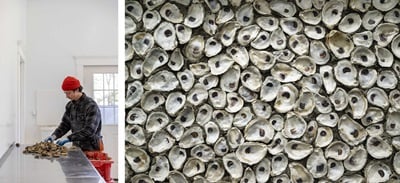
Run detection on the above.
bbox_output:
[23,142,68,158]
[126,0,400,182]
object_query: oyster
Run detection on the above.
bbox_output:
[322,0,344,29]
[125,81,144,109]
[289,162,313,183]
[236,142,268,165]
[143,10,161,31]
[154,22,177,50]
[344,145,368,171]
[338,114,368,146]
[326,30,354,59]
[149,156,169,181]
[184,3,204,28]
[325,141,350,161]
[126,146,150,173]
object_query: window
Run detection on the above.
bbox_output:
[82,64,118,125]
[93,73,118,124]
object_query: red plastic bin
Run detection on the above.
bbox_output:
[85,151,114,183]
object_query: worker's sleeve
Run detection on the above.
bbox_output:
[52,103,72,139]
[67,102,100,141]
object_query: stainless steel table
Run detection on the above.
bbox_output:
[0,144,106,183]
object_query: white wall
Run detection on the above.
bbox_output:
[0,0,26,158]
[24,0,117,143]
[24,0,118,177]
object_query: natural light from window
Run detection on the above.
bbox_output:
[93,73,118,125]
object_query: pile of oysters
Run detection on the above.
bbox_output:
[125,0,400,182]
[23,142,68,158]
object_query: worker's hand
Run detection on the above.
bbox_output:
[56,138,70,146]
[43,135,56,143]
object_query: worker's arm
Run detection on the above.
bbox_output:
[67,102,101,141]
[52,103,73,139]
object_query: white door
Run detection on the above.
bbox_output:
[83,65,118,180]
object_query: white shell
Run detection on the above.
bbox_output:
[143,10,161,31]
[326,31,354,59]
[285,140,313,160]
[126,146,150,173]
[366,136,393,159]
[325,141,350,161]
[126,81,144,109]
[338,114,368,146]
[289,162,313,183]
[306,148,328,178]
[149,156,169,181]
[222,153,243,179]
[322,0,344,29]
[244,118,275,143]
[236,142,268,165]
[343,145,368,171]
[184,3,204,28]
[154,22,177,50]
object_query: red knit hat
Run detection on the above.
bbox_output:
[62,76,81,91]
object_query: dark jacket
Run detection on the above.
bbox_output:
[52,93,102,151]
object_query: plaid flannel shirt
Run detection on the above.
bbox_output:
[52,93,102,150]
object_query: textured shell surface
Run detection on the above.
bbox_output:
[126,0,400,182]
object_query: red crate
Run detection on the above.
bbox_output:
[85,151,114,183]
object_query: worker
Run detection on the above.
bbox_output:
[44,76,104,151]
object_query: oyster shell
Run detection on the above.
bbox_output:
[148,130,175,153]
[306,148,328,178]
[184,3,204,28]
[289,162,313,183]
[126,146,150,173]
[366,136,393,159]
[285,140,313,160]
[271,153,288,176]
[358,68,378,89]
[236,142,268,165]
[282,112,307,139]
[126,81,144,109]
[326,30,354,59]
[338,114,368,146]
[143,10,161,31]
[274,83,299,113]
[373,23,399,47]
[205,159,225,182]
[343,145,368,171]
[154,22,177,50]
[362,10,383,30]
[325,141,350,161]
[142,47,169,77]
[183,157,205,177]
[338,13,362,33]
[126,1,143,22]
[255,158,271,182]
[270,0,297,17]
[348,88,368,119]
[204,121,220,145]
[322,0,344,29]
[256,16,279,31]
[364,161,392,183]
[226,127,245,149]
[326,159,344,181]
[190,144,215,163]
[149,156,169,181]
[244,118,275,143]
[223,153,243,179]
[235,4,254,26]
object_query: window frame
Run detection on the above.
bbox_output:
[74,56,118,126]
